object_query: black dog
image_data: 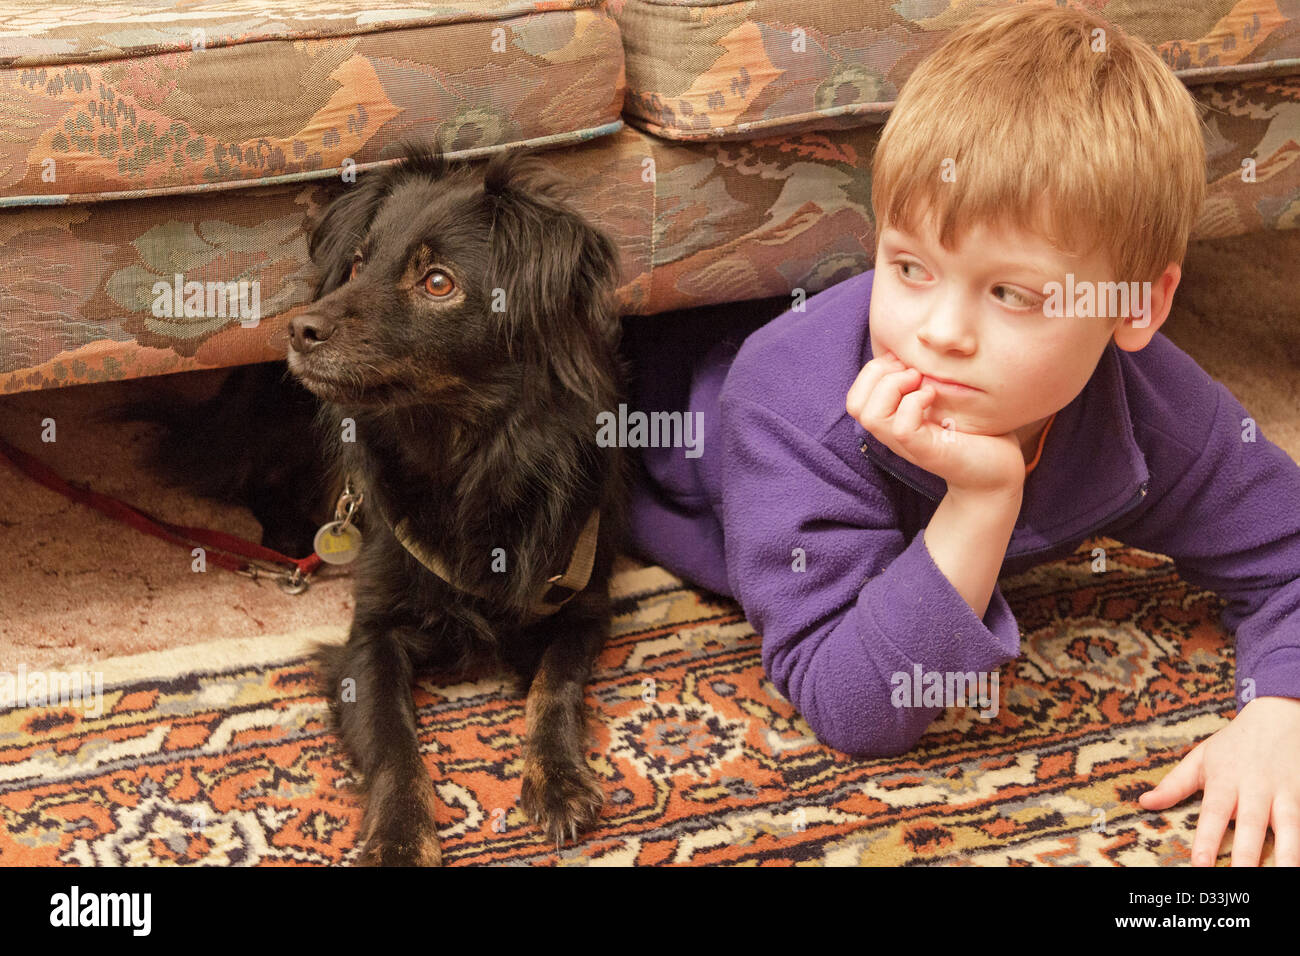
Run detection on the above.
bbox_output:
[120,140,629,865]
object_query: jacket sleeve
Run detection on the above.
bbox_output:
[717,395,1023,756]
[1118,380,1300,711]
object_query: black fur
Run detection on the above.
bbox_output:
[104,362,338,558]
[120,139,630,865]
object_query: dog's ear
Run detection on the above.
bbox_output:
[482,150,622,406]
[307,173,389,298]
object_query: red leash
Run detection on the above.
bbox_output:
[0,434,325,594]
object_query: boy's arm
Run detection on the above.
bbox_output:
[717,395,1023,757]
[1116,378,1300,708]
[925,486,1023,621]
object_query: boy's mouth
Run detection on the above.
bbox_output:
[878,343,982,393]
[920,373,981,393]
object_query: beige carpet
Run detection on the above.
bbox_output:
[1,229,1297,669]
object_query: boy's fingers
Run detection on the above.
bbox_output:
[1138,747,1203,809]
[1269,797,1300,867]
[846,355,902,419]
[1229,792,1271,866]
[1191,786,1237,866]
[864,368,920,423]
[846,362,883,419]
[892,385,934,441]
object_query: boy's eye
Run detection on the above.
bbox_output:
[895,260,928,282]
[423,270,455,298]
[993,284,1038,309]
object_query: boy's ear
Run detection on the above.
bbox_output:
[482,151,622,404]
[1115,261,1181,350]
[307,174,389,298]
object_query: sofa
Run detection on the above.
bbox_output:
[0,0,1297,394]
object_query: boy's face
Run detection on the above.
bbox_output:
[868,212,1175,460]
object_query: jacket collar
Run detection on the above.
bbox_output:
[856,334,1150,556]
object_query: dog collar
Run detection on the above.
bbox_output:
[327,474,600,622]
[391,508,600,622]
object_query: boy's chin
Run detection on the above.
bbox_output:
[924,410,1017,441]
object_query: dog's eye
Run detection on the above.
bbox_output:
[349,255,362,281]
[423,270,455,298]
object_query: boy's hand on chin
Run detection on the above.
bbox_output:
[1139,695,1300,866]
[847,349,1026,499]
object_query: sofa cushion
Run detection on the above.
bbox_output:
[612,0,1300,141]
[0,125,654,394]
[0,0,625,205]
[6,76,1295,396]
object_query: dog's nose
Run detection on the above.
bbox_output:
[289,312,335,353]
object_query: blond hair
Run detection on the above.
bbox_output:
[870,3,1206,287]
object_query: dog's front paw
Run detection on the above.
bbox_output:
[356,819,443,867]
[520,756,604,849]
[355,784,444,866]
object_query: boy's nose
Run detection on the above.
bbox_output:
[289,313,336,353]
[918,299,975,346]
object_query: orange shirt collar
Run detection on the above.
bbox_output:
[1024,411,1058,474]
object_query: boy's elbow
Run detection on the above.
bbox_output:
[773,662,923,758]
[762,619,928,759]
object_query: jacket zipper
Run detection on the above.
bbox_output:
[860,437,1150,559]
[859,439,939,501]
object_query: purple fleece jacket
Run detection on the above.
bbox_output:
[627,268,1300,757]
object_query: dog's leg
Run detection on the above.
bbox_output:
[516,590,610,850]
[318,626,443,867]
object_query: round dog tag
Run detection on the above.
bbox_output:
[313,521,363,564]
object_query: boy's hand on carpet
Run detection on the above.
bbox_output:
[847,349,1026,498]
[1138,695,1300,866]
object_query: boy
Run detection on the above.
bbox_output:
[626,5,1300,866]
